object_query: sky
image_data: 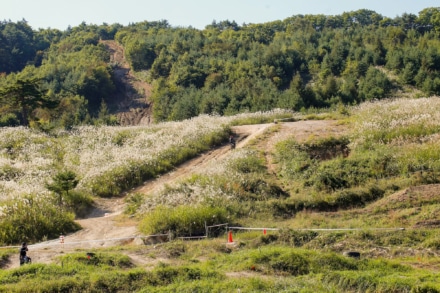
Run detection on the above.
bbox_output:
[2,0,439,31]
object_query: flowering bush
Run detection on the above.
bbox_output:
[0,110,293,243]
[350,97,440,148]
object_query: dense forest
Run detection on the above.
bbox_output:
[1,8,440,128]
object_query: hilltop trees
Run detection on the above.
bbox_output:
[0,20,38,73]
[1,8,440,125]
[113,8,440,121]
[0,28,118,128]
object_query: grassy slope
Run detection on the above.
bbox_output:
[2,101,440,292]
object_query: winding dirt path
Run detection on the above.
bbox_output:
[3,120,347,269]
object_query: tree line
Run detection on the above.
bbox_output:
[1,7,440,128]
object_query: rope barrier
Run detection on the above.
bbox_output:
[0,227,407,249]
[177,236,207,240]
[228,227,279,231]
[292,228,405,231]
[0,233,170,250]
[206,223,228,228]
[228,227,405,232]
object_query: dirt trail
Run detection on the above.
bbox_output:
[2,123,272,269]
[4,119,440,270]
[133,123,272,195]
[3,120,347,269]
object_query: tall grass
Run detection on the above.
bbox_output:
[139,205,229,237]
[271,97,440,215]
[136,149,274,213]
[0,110,294,201]
[134,147,288,236]
[350,97,440,148]
[0,110,293,243]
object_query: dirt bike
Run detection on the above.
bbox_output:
[20,256,31,265]
[230,140,236,149]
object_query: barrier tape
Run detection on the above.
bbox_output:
[178,236,207,240]
[206,223,228,228]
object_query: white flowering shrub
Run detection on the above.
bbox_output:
[0,110,294,243]
[137,149,253,212]
[1,111,294,201]
[136,147,288,229]
[350,97,440,148]
[350,97,440,177]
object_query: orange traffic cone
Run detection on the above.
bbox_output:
[228,231,234,243]
[263,229,267,235]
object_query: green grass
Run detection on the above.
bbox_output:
[3,98,440,291]
[2,243,439,292]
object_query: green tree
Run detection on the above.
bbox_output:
[418,7,440,31]
[125,40,157,71]
[0,20,37,73]
[46,171,79,206]
[358,67,392,100]
[0,77,57,126]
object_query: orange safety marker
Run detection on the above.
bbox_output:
[228,231,234,243]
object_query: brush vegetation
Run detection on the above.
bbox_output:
[2,98,440,291]
[2,8,440,291]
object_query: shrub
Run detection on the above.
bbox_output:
[0,113,20,127]
[124,192,145,215]
[227,155,266,174]
[58,252,133,268]
[332,186,385,209]
[250,247,310,276]
[277,229,319,246]
[139,205,229,237]
[309,252,359,273]
[0,195,80,244]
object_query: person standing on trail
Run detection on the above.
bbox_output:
[19,242,31,265]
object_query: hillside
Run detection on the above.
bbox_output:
[2,13,440,128]
[3,120,344,268]
[2,122,268,268]
[101,40,153,126]
[2,104,440,291]
[3,118,440,269]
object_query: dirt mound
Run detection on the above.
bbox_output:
[368,184,440,212]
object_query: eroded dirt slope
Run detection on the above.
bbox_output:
[101,40,152,125]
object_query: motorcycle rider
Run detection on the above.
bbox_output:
[19,242,31,265]
[229,134,236,149]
